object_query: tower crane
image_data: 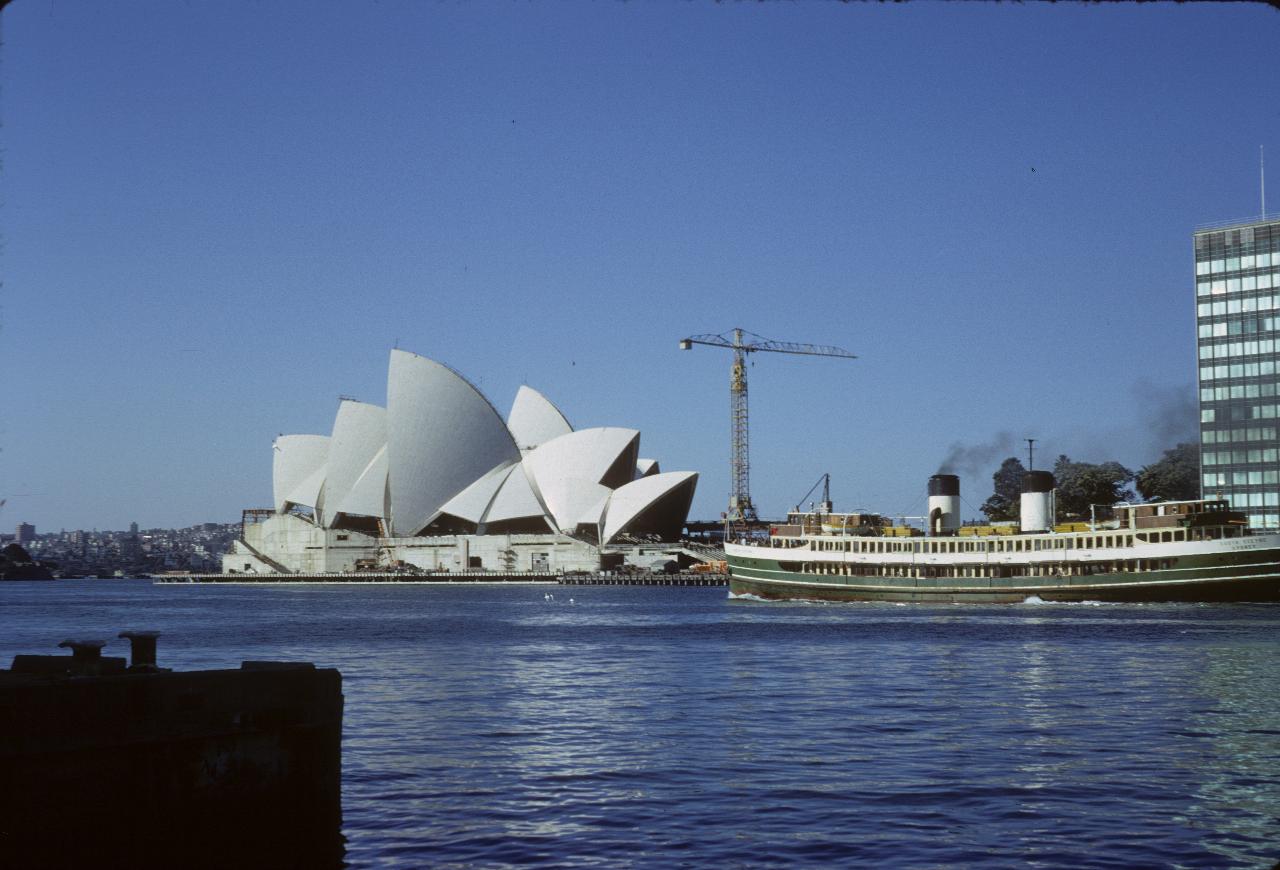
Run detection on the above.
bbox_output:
[680,328,856,523]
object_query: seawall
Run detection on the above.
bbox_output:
[161,571,728,586]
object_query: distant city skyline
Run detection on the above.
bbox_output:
[8,520,239,578]
[3,2,1277,531]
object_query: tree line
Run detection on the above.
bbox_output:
[979,442,1199,523]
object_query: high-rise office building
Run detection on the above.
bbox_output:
[1194,216,1280,529]
[15,523,35,544]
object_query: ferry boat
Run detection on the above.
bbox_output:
[724,472,1280,603]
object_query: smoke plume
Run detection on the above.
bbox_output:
[936,431,1017,478]
[1132,380,1198,454]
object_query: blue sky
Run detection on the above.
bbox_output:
[3,1,1278,532]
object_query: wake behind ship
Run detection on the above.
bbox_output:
[725,472,1280,603]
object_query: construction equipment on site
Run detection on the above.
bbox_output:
[679,328,856,524]
[794,473,833,515]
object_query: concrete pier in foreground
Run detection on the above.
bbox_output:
[0,635,344,867]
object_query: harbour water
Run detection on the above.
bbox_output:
[3,581,1279,867]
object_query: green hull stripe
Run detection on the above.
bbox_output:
[727,551,1280,595]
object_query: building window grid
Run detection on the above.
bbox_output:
[1195,221,1280,530]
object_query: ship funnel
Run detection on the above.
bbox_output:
[927,474,960,535]
[1020,471,1055,533]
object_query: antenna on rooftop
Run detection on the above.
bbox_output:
[1262,145,1267,220]
[1026,438,1036,471]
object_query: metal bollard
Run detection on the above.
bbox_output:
[118,630,162,671]
[57,639,106,661]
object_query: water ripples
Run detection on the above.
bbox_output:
[4,583,1280,866]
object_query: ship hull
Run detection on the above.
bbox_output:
[728,573,1280,603]
[726,549,1280,604]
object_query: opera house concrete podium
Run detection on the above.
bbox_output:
[223,349,698,575]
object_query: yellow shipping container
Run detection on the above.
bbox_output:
[1054,522,1090,533]
[959,525,1018,536]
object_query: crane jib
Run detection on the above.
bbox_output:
[679,328,857,523]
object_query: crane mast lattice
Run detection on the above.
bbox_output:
[680,328,856,524]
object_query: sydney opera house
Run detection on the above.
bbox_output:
[223,349,699,575]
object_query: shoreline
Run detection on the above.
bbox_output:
[155,571,728,586]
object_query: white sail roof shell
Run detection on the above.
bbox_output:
[482,464,551,526]
[438,460,518,524]
[273,435,330,513]
[336,444,388,522]
[507,385,573,451]
[323,401,387,526]
[261,349,698,544]
[601,471,699,544]
[575,486,613,533]
[386,350,520,537]
[287,463,328,514]
[538,480,612,534]
[523,428,639,533]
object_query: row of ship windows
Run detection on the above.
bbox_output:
[1202,448,1280,465]
[1198,296,1280,316]
[1196,272,1280,296]
[1198,319,1277,338]
[1196,253,1280,275]
[1204,472,1280,490]
[1201,425,1276,442]
[798,560,1178,580]
[1197,340,1280,360]
[1200,385,1280,402]
[798,534,1131,552]
[787,528,1220,555]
